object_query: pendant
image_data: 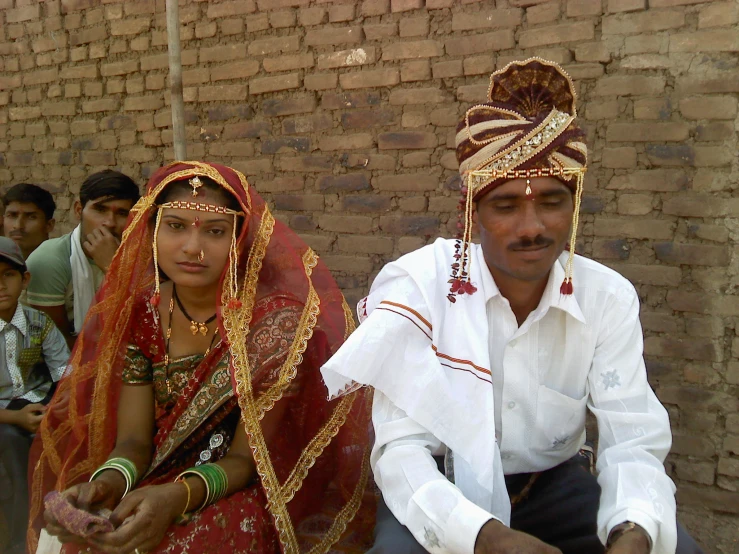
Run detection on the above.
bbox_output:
[189,322,199,335]
[199,323,208,336]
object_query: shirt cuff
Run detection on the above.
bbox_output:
[607,509,658,553]
[445,498,498,554]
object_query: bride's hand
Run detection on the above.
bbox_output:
[86,483,186,554]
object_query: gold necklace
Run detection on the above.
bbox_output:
[173,285,217,336]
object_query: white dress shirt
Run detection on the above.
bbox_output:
[322,239,677,554]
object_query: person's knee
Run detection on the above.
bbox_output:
[675,522,705,554]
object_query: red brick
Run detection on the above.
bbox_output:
[452,9,522,31]
[337,235,393,255]
[378,131,437,150]
[654,243,729,267]
[305,26,362,46]
[40,102,76,117]
[299,6,326,26]
[123,95,163,111]
[6,4,39,23]
[229,159,272,175]
[602,10,685,34]
[110,18,150,36]
[262,136,310,155]
[318,215,373,234]
[527,2,560,24]
[256,176,304,193]
[82,98,119,113]
[670,30,739,52]
[199,85,247,102]
[249,74,300,95]
[602,147,637,168]
[389,88,446,105]
[278,155,333,172]
[391,0,423,12]
[263,95,315,117]
[698,2,739,29]
[607,0,646,12]
[100,60,138,77]
[247,35,300,56]
[650,0,713,6]
[210,61,260,82]
[361,0,390,16]
[399,16,429,37]
[678,74,739,94]
[273,194,324,212]
[9,106,41,120]
[342,109,395,130]
[339,69,399,90]
[380,215,440,236]
[24,69,58,86]
[283,113,332,135]
[382,40,443,61]
[593,218,673,239]
[364,23,397,40]
[317,174,371,193]
[321,91,380,110]
[400,61,431,82]
[222,121,271,140]
[680,96,738,120]
[305,73,338,91]
[609,263,681,286]
[319,133,372,151]
[263,53,314,73]
[567,0,602,16]
[269,10,297,28]
[374,174,438,191]
[607,122,688,142]
[256,0,309,9]
[317,47,376,70]
[607,169,688,192]
[200,44,247,63]
[207,0,256,17]
[0,75,22,91]
[446,30,515,56]
[342,195,392,213]
[519,22,594,48]
[80,151,115,165]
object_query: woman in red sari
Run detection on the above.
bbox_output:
[29,162,374,554]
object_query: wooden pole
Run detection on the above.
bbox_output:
[165,0,186,160]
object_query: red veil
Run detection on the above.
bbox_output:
[28,162,375,553]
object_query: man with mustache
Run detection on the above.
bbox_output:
[2,183,56,260]
[323,59,702,554]
[26,170,140,348]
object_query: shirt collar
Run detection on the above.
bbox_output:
[475,245,586,324]
[0,303,28,337]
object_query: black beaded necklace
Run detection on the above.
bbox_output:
[173,285,217,336]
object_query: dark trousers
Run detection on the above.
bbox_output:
[368,455,704,553]
[0,423,33,554]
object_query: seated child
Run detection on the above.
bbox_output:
[0,237,69,554]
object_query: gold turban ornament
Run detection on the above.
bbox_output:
[452,58,588,301]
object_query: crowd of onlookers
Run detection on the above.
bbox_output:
[0,172,140,554]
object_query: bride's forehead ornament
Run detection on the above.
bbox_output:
[190,176,203,197]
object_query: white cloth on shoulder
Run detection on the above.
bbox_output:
[70,225,96,334]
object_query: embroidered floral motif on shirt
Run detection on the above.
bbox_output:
[601,369,621,390]
[552,435,570,449]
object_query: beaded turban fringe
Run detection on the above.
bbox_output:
[452,57,588,300]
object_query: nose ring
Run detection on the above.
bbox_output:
[198,250,204,263]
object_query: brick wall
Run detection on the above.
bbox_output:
[0,0,737,548]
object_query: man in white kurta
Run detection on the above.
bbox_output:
[322,59,702,554]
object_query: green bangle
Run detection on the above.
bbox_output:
[90,457,139,497]
[177,463,229,510]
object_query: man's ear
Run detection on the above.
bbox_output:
[73,200,82,222]
[46,218,56,235]
[471,201,478,225]
[22,271,31,290]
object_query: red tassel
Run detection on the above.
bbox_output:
[227,298,243,309]
[461,281,478,295]
[560,280,573,295]
[150,293,160,307]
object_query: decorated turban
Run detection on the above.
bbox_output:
[450,57,588,298]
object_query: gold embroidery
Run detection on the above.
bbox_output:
[341,298,356,340]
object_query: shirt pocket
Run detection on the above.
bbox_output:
[533,385,588,465]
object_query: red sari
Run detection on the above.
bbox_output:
[28,162,375,553]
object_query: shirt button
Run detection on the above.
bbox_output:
[508,401,516,409]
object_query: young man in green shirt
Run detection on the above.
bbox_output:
[26,170,140,348]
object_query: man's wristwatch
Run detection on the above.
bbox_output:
[606,521,652,551]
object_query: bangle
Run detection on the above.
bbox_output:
[176,463,229,511]
[176,477,192,516]
[90,457,139,497]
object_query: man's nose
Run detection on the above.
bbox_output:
[517,203,545,239]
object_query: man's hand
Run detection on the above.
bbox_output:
[606,528,651,554]
[82,227,120,272]
[475,519,562,554]
[14,403,46,433]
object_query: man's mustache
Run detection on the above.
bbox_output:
[508,235,554,251]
